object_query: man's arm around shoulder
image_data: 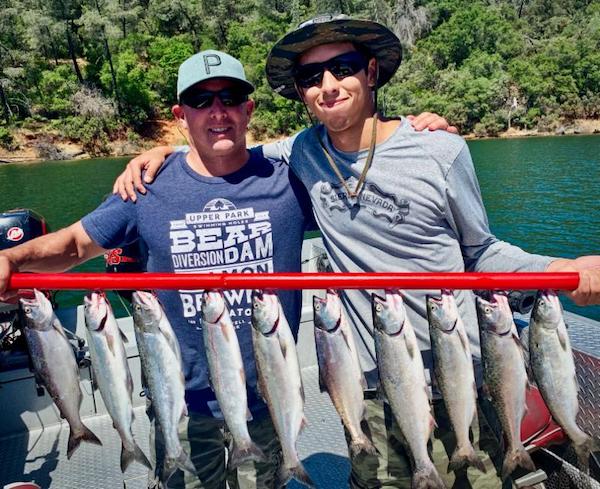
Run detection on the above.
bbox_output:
[0,221,106,300]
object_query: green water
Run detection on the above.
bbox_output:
[1,135,599,320]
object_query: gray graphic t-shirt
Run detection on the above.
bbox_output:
[264,119,553,388]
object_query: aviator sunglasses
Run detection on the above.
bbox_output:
[293,51,369,89]
[179,88,249,109]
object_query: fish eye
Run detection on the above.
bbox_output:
[484,306,492,314]
[253,302,259,309]
[375,303,382,313]
[314,303,321,311]
[24,306,31,314]
[134,304,141,311]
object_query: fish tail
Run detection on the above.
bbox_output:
[228,440,267,469]
[67,424,102,459]
[276,462,315,488]
[448,444,487,474]
[501,445,535,480]
[121,441,152,472]
[350,435,378,458]
[412,462,446,489]
[161,449,196,486]
[574,434,593,474]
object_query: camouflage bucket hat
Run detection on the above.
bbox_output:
[266,14,402,101]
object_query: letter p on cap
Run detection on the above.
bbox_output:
[204,54,221,74]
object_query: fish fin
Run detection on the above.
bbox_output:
[220,321,232,342]
[557,328,568,351]
[574,434,593,474]
[350,435,378,458]
[404,333,416,359]
[458,327,469,353]
[256,377,267,404]
[121,441,152,472]
[360,373,367,391]
[448,444,487,473]
[171,449,197,478]
[228,440,266,470]
[67,424,102,459]
[300,382,306,404]
[52,318,69,340]
[340,328,352,351]
[413,463,445,489]
[239,367,246,386]
[126,369,134,397]
[276,461,315,489]
[106,333,116,356]
[481,383,492,401]
[501,445,535,480]
[181,403,188,420]
[318,369,327,393]
[277,333,288,360]
[246,408,253,422]
[119,327,129,344]
[301,416,309,432]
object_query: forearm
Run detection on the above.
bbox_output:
[1,221,105,273]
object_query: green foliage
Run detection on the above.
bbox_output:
[0,0,599,141]
[0,126,17,150]
[37,65,79,117]
[100,49,155,122]
[57,115,121,156]
[146,36,195,107]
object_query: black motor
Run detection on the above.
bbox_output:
[0,208,47,250]
[0,209,49,369]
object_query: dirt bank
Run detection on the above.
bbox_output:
[1,118,599,164]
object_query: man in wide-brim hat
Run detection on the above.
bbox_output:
[263,12,600,489]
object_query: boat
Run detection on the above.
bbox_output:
[1,209,599,488]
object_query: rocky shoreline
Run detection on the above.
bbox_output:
[1,119,599,164]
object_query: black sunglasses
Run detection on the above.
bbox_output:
[293,51,369,89]
[180,88,249,109]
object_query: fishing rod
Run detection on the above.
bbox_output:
[8,272,580,291]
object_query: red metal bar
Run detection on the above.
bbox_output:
[8,272,580,291]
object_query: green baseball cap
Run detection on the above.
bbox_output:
[177,49,255,99]
[266,14,402,101]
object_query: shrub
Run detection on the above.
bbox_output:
[0,126,17,150]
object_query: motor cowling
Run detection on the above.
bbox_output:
[1,209,49,369]
[0,209,47,250]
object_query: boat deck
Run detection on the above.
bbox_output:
[1,309,600,488]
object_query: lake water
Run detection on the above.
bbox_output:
[1,135,599,320]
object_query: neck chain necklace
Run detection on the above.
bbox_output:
[318,113,378,200]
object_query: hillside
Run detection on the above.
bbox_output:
[0,0,599,160]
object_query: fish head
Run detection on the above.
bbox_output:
[131,291,162,333]
[19,289,54,330]
[476,292,513,335]
[251,290,280,335]
[531,289,563,329]
[202,290,227,325]
[426,289,458,332]
[83,290,111,333]
[313,289,342,332]
[372,290,406,336]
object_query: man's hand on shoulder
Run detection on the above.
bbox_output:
[407,112,459,134]
[113,145,175,202]
[547,256,600,306]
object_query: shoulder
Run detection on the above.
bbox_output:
[395,118,468,173]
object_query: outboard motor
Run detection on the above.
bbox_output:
[0,209,49,370]
[0,208,47,250]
